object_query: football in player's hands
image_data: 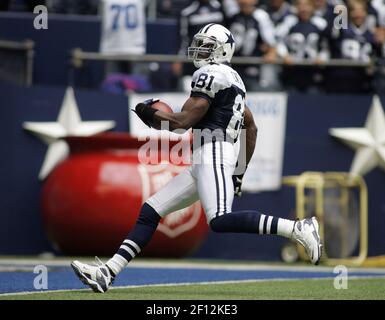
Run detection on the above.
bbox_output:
[151,101,173,113]
[133,99,173,128]
[149,101,173,129]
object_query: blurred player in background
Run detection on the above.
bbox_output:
[99,0,146,55]
[178,0,225,55]
[276,0,329,92]
[326,0,381,92]
[222,0,241,18]
[313,0,336,26]
[71,24,322,293]
[227,0,278,90]
[99,0,146,77]
[370,0,385,92]
[174,0,225,85]
[263,0,293,91]
[264,0,293,26]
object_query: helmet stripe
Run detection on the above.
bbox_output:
[202,23,215,33]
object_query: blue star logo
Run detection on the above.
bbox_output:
[225,32,235,47]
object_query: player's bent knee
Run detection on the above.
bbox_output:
[137,202,161,228]
[209,215,227,233]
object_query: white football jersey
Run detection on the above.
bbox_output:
[190,63,246,142]
[100,0,146,54]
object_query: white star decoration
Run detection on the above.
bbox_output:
[23,87,116,180]
[329,95,385,177]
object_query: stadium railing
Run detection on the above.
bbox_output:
[70,48,371,68]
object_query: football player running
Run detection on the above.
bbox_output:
[71,24,322,293]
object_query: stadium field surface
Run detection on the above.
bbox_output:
[0,258,384,300]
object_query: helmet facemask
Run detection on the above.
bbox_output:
[188,34,223,68]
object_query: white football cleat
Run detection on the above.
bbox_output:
[292,217,322,265]
[71,257,114,293]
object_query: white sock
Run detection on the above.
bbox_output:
[106,254,128,276]
[277,218,295,239]
[106,239,141,276]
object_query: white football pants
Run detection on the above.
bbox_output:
[146,141,239,223]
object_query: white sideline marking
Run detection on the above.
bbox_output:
[1,275,384,298]
[1,258,385,274]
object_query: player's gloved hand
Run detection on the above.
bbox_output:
[132,98,160,127]
[232,173,244,197]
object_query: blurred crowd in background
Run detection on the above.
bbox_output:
[3,0,385,93]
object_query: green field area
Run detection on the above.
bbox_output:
[2,278,384,300]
